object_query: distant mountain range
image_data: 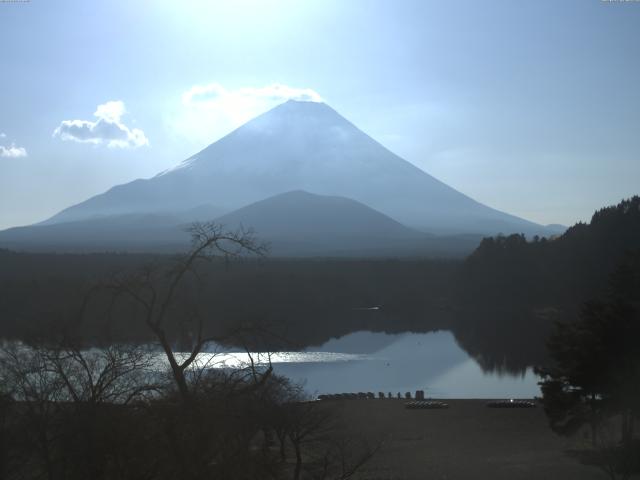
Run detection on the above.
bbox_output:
[0,190,483,256]
[0,100,564,256]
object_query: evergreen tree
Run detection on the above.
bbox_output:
[536,250,640,477]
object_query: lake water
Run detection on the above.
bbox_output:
[3,330,540,399]
[198,330,540,399]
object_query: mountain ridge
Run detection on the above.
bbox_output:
[0,190,485,257]
[41,100,551,236]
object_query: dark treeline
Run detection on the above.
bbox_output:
[459,196,640,307]
[453,196,640,373]
[0,251,458,349]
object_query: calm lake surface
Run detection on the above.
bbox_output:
[200,330,540,399]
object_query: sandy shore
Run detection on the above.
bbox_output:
[330,399,616,480]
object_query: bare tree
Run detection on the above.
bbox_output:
[0,340,160,480]
[105,222,268,401]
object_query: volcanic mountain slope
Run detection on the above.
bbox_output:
[214,190,430,256]
[41,100,550,236]
[0,190,484,256]
[0,205,224,252]
[217,190,422,239]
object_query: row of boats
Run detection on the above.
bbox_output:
[318,391,424,401]
[406,399,537,409]
[317,394,537,409]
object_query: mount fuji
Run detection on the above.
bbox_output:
[0,100,558,255]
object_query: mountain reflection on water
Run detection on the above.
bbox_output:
[197,331,540,399]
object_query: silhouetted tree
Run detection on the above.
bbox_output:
[0,340,160,480]
[536,251,640,479]
[105,222,267,401]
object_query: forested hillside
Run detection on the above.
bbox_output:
[454,196,640,372]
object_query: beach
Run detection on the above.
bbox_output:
[332,399,611,480]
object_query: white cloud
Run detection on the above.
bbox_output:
[94,100,126,123]
[53,101,149,148]
[0,143,27,158]
[0,132,27,158]
[169,83,323,145]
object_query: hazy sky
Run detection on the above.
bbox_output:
[1,0,639,230]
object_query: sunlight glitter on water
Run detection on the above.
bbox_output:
[173,351,370,370]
